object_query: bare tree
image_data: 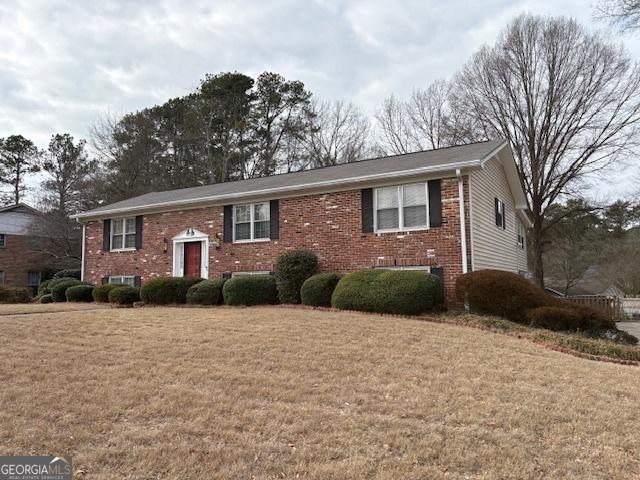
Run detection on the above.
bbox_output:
[453,14,640,287]
[595,0,640,32]
[306,100,371,167]
[375,94,417,154]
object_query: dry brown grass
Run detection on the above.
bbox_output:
[0,302,108,315]
[1,305,639,479]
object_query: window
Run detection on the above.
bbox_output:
[0,234,5,247]
[231,271,271,277]
[111,217,136,250]
[109,276,136,286]
[375,265,432,272]
[233,202,270,242]
[495,198,506,229]
[517,221,525,249]
[375,183,429,232]
[0,272,4,284]
[27,271,40,286]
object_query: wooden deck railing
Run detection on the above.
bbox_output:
[563,295,622,321]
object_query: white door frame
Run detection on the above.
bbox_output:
[172,229,209,278]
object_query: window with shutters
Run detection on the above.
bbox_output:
[108,275,136,287]
[111,217,136,251]
[374,183,429,232]
[233,202,270,242]
[495,198,506,230]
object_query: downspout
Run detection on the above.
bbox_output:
[456,169,468,274]
[77,219,86,282]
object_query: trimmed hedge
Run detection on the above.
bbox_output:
[300,272,343,307]
[527,306,584,331]
[92,283,125,303]
[331,269,440,315]
[140,277,202,305]
[40,294,53,304]
[53,269,81,280]
[108,286,140,305]
[0,286,31,304]
[223,275,278,306]
[186,279,226,305]
[65,284,95,302]
[50,278,83,302]
[274,249,318,304]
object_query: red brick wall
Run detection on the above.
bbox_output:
[0,234,51,288]
[84,176,469,304]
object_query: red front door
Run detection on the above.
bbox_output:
[184,242,201,278]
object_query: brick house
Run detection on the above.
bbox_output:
[0,204,53,290]
[73,140,530,304]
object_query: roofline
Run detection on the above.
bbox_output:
[73,140,515,220]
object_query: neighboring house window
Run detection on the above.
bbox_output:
[109,276,136,287]
[495,198,506,229]
[0,271,4,284]
[0,234,5,247]
[231,271,271,277]
[233,203,270,242]
[27,271,40,286]
[111,217,136,250]
[517,221,525,249]
[374,183,429,232]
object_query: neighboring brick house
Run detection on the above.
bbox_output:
[73,140,531,304]
[0,204,53,290]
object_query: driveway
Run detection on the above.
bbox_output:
[617,321,640,339]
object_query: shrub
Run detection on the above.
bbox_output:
[92,283,125,303]
[53,269,81,280]
[186,279,226,305]
[526,306,585,331]
[108,286,140,305]
[37,279,52,296]
[331,269,440,316]
[223,275,278,306]
[39,294,53,304]
[50,278,83,302]
[0,286,31,304]
[456,270,548,323]
[65,284,95,303]
[300,272,343,307]
[140,277,201,305]
[274,249,319,304]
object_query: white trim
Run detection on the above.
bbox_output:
[373,182,430,234]
[456,169,468,274]
[172,229,209,279]
[80,223,86,281]
[468,174,476,272]
[72,158,489,220]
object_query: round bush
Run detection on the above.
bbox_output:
[331,269,440,316]
[223,275,278,306]
[40,294,53,304]
[65,284,95,302]
[0,286,32,304]
[455,270,548,323]
[274,249,319,304]
[50,279,83,302]
[300,272,343,307]
[140,277,201,305]
[108,286,140,305]
[53,269,81,280]
[186,279,226,305]
[92,283,125,303]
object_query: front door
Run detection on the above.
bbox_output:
[184,241,202,278]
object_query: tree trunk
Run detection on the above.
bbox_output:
[531,217,545,288]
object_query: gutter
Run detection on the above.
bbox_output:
[71,158,486,220]
[456,168,468,274]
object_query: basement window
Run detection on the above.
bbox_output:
[109,275,136,287]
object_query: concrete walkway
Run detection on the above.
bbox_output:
[617,321,640,339]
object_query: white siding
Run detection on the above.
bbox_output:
[469,157,527,272]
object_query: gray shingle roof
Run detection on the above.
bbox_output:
[74,139,506,219]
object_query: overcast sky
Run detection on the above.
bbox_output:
[1,0,639,199]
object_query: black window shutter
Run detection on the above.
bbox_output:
[222,272,232,279]
[134,275,142,287]
[430,267,445,304]
[270,200,279,240]
[101,276,109,285]
[223,205,233,242]
[135,216,143,250]
[361,188,374,233]
[102,219,111,252]
[428,179,442,228]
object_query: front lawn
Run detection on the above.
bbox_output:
[1,306,639,478]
